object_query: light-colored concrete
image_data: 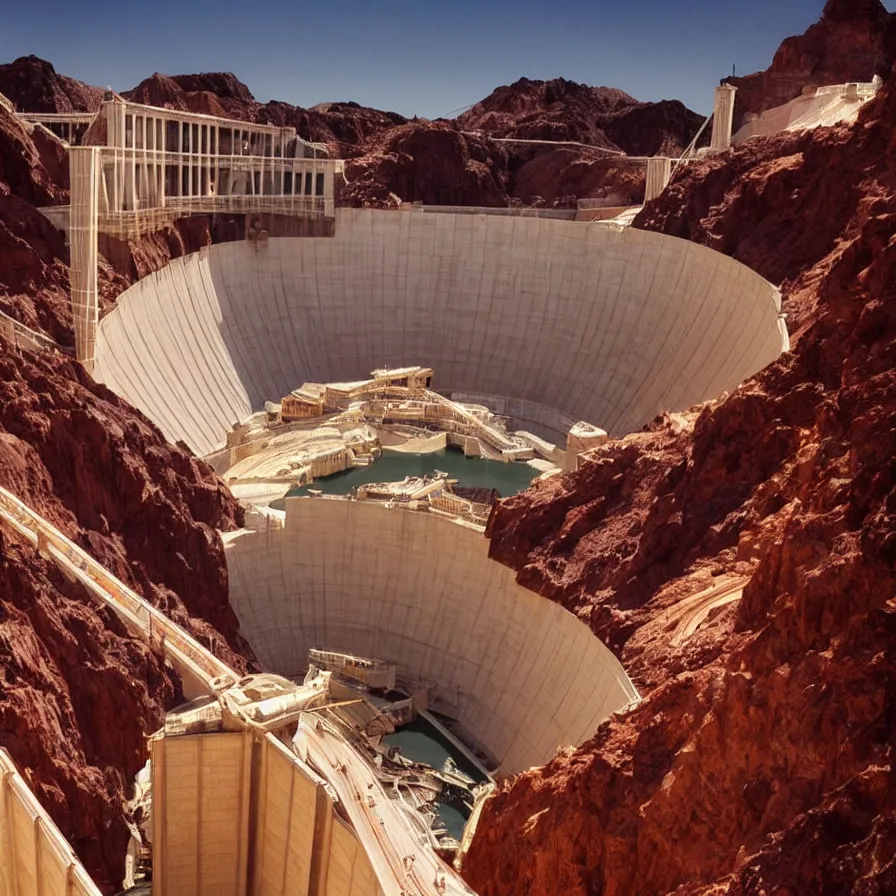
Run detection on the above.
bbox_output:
[0,488,462,896]
[644,157,672,202]
[711,84,737,151]
[0,750,101,896]
[295,715,470,896]
[69,146,100,371]
[152,732,252,896]
[95,209,787,455]
[225,499,640,775]
[732,82,877,145]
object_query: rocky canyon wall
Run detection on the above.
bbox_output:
[1,73,256,895]
[462,44,896,896]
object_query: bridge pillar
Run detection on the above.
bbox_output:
[69,147,100,373]
[711,84,738,151]
[644,157,672,203]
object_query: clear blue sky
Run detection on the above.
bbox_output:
[2,1,893,117]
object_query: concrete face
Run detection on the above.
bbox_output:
[732,82,877,145]
[644,157,672,202]
[711,84,738,151]
[0,750,101,896]
[152,732,252,896]
[69,147,100,371]
[95,209,787,456]
[225,500,640,774]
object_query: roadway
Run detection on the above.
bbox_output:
[294,713,475,896]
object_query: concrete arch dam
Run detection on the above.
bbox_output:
[225,498,640,775]
[93,209,788,457]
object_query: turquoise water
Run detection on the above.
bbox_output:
[384,717,487,841]
[272,447,536,508]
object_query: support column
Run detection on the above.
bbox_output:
[711,84,738,151]
[69,147,100,373]
[644,157,672,203]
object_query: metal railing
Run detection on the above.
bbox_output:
[0,486,237,696]
[0,308,71,354]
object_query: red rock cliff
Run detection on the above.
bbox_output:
[725,0,894,125]
[463,50,896,896]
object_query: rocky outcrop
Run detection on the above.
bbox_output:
[0,101,74,341]
[458,78,638,147]
[0,55,104,113]
[0,347,252,668]
[456,77,702,204]
[458,77,702,157]
[463,49,896,896]
[510,152,646,207]
[124,73,231,119]
[0,516,180,893]
[0,97,67,203]
[342,121,508,207]
[725,0,894,126]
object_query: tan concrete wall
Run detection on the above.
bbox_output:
[254,736,330,896]
[325,818,383,896]
[225,500,639,775]
[152,732,251,896]
[94,209,787,455]
[0,750,101,896]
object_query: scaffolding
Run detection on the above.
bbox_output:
[18,110,98,145]
[67,94,344,370]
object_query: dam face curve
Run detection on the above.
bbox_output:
[224,499,639,775]
[94,209,787,456]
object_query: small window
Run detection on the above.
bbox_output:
[283,172,293,195]
[315,172,325,196]
[304,172,313,196]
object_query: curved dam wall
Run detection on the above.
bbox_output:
[224,500,639,775]
[94,209,788,456]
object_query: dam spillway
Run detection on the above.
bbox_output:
[93,208,788,456]
[224,498,640,775]
[84,205,789,893]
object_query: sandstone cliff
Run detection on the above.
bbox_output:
[456,77,702,206]
[463,45,896,896]
[0,343,255,892]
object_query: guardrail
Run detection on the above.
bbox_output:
[815,82,878,99]
[0,486,237,698]
[0,309,71,355]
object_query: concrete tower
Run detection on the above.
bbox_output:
[711,84,738,151]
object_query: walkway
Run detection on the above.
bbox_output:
[295,713,475,896]
[0,485,237,697]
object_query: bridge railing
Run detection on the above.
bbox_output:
[0,487,237,697]
[0,309,71,355]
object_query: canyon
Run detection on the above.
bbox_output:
[1,0,895,893]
